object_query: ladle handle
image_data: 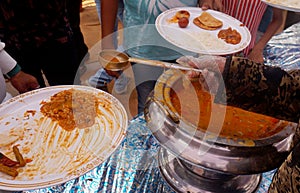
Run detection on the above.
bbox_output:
[128,57,203,73]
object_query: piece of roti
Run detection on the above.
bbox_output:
[193,18,219,30]
[197,11,223,28]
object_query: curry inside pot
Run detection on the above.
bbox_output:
[162,74,290,141]
[147,70,297,174]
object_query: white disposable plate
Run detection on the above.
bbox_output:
[155,7,251,55]
[0,85,128,191]
[262,0,300,12]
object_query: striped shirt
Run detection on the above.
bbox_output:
[222,0,267,56]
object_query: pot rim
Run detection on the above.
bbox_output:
[152,69,297,147]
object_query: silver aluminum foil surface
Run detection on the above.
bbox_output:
[264,22,300,70]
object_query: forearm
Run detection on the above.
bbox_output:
[253,8,284,51]
[101,0,118,49]
[220,56,300,122]
[199,0,213,6]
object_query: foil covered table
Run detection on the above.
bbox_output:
[264,21,300,70]
[9,22,300,193]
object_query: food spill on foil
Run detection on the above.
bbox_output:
[0,88,123,180]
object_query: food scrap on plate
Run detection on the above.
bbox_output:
[168,10,190,23]
[0,146,26,177]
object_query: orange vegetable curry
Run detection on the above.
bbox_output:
[170,81,288,140]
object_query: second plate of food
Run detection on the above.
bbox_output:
[155,7,251,55]
[261,0,300,12]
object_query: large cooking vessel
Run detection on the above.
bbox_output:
[144,69,298,192]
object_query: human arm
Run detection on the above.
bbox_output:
[198,0,224,12]
[101,0,119,49]
[4,63,40,94]
[9,70,40,93]
[100,0,122,77]
[0,42,39,93]
[221,56,299,122]
[248,7,285,63]
[269,69,300,191]
[269,131,300,192]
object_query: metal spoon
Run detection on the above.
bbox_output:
[98,50,203,73]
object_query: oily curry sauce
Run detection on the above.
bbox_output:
[170,81,288,140]
[40,89,99,131]
[217,27,242,45]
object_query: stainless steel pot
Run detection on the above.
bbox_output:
[144,69,298,192]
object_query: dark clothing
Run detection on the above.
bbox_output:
[0,0,88,86]
[220,56,300,123]
[220,56,300,192]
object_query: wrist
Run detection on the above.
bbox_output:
[5,64,21,79]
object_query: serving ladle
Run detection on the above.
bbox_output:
[98,50,203,73]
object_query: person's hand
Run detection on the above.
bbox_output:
[199,0,224,12]
[247,48,264,63]
[10,71,40,93]
[177,55,226,75]
[176,55,226,94]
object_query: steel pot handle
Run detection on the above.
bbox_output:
[144,94,180,124]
